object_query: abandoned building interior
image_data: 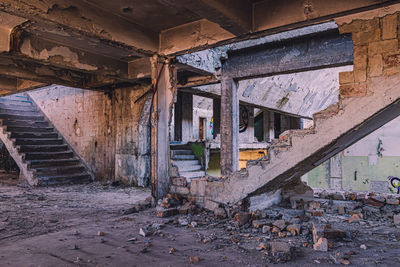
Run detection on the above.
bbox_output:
[3,1,400,266]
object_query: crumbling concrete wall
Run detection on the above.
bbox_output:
[28,84,151,186]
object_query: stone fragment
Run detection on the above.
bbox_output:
[156,208,178,218]
[169,247,176,254]
[262,225,271,234]
[234,212,251,226]
[213,207,227,219]
[393,214,400,224]
[273,219,286,230]
[309,210,323,216]
[349,213,363,223]
[338,206,346,215]
[269,241,293,261]
[139,227,151,237]
[313,237,328,252]
[312,223,323,243]
[386,198,399,205]
[257,242,269,250]
[252,220,267,228]
[286,224,301,236]
[339,259,350,265]
[360,244,367,250]
[189,256,200,264]
[272,226,281,234]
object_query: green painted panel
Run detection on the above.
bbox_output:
[306,161,330,189]
[342,156,400,192]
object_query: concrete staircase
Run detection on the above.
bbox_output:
[208,74,400,205]
[0,93,93,186]
[171,144,205,181]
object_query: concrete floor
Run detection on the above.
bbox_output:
[2,180,400,266]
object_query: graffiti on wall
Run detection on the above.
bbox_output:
[388,176,400,194]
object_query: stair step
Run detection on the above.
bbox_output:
[2,120,49,127]
[170,144,192,150]
[37,173,92,186]
[28,158,81,168]
[18,144,69,153]
[0,98,33,106]
[172,149,193,156]
[173,160,200,166]
[172,154,197,160]
[0,114,44,121]
[15,138,64,146]
[0,104,36,112]
[178,164,202,172]
[0,108,38,116]
[24,151,74,160]
[34,165,86,175]
[7,126,54,133]
[180,171,206,179]
[10,132,59,139]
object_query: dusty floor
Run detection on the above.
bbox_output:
[1,180,400,266]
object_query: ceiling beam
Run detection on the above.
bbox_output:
[159,19,234,55]
[223,31,353,79]
[254,0,398,33]
[165,0,252,36]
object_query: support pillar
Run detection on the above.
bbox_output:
[220,75,239,176]
[263,110,275,142]
[174,91,193,142]
[212,98,221,139]
[151,57,177,199]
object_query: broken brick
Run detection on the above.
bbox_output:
[349,213,363,223]
[252,220,267,228]
[273,219,286,230]
[313,237,328,252]
[156,208,178,218]
[286,224,300,236]
[234,212,251,226]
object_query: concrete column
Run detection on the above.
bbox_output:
[247,106,255,142]
[151,57,176,199]
[263,111,275,141]
[212,98,220,139]
[221,75,239,175]
[181,92,193,143]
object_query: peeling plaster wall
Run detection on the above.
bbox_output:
[28,85,151,186]
[28,86,115,180]
[113,88,151,187]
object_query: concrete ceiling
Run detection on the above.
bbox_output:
[0,0,397,94]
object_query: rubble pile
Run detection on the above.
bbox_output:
[153,184,400,264]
